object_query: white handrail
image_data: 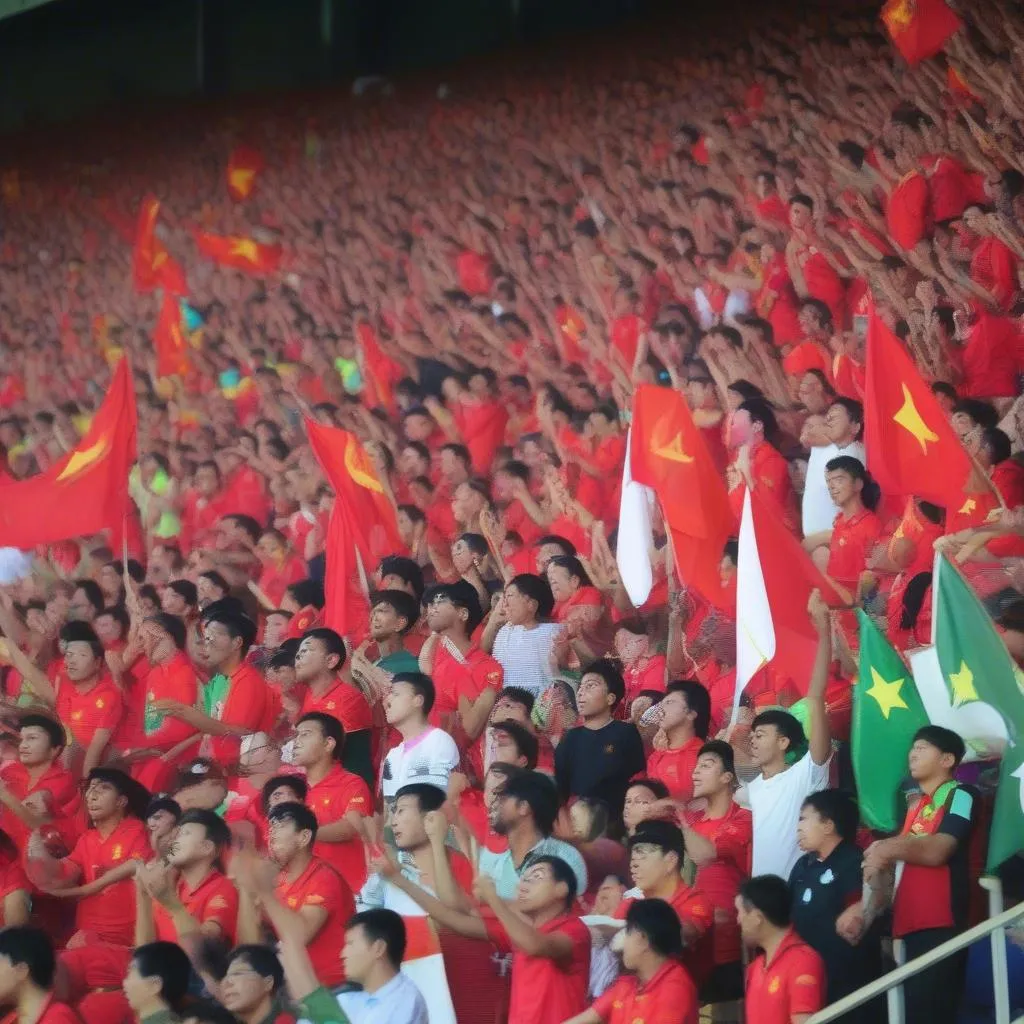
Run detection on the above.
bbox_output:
[806,897,1024,1024]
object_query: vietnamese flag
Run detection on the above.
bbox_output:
[0,359,137,548]
[630,384,734,608]
[881,0,962,65]
[306,419,406,637]
[863,311,973,508]
[192,228,282,275]
[154,291,191,378]
[226,145,265,202]
[132,196,187,296]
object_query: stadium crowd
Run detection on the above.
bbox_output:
[0,0,1023,1021]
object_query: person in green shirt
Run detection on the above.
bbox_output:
[122,940,193,1024]
[349,590,421,700]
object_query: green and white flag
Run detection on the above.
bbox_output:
[931,554,1024,871]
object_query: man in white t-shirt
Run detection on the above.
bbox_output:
[802,397,866,536]
[381,672,460,808]
[743,591,833,879]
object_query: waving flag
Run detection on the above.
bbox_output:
[132,196,187,296]
[863,311,973,507]
[306,419,405,637]
[882,0,962,65]
[154,291,191,378]
[616,428,655,607]
[0,359,136,548]
[226,145,265,202]
[193,229,282,275]
[630,384,733,608]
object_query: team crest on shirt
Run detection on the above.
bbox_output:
[209,896,228,910]
[96,698,105,708]
[306,893,324,904]
[768,976,781,994]
[287,897,298,908]
[796,974,817,986]
[326,701,336,710]
[112,845,123,860]
[487,670,501,683]
[71,711,82,721]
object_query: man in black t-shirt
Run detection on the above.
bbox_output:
[789,790,884,1024]
[554,659,646,835]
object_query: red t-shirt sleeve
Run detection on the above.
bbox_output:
[592,977,629,1021]
[342,777,373,818]
[886,174,930,250]
[788,950,827,1014]
[335,686,373,733]
[714,814,753,872]
[221,671,271,731]
[202,878,240,936]
[0,859,29,901]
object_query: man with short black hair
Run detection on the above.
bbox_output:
[292,712,372,893]
[554,660,646,831]
[736,875,825,1024]
[0,927,81,1023]
[646,679,711,803]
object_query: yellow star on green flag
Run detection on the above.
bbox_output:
[853,610,929,831]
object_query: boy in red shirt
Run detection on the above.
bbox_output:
[737,875,825,1024]
[0,927,83,1024]
[646,681,711,804]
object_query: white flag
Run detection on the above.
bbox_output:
[735,488,775,712]
[615,428,655,607]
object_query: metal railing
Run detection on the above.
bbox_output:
[807,878,1023,1024]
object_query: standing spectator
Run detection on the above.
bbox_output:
[555,660,646,831]
[736,875,826,1024]
[745,592,832,879]
[486,575,560,697]
[646,680,711,804]
[802,397,866,537]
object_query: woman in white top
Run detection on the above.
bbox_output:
[483,573,560,697]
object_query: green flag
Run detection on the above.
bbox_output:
[853,610,930,831]
[933,554,1024,870]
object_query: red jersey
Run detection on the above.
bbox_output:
[54,673,124,749]
[782,339,831,381]
[0,997,83,1024]
[827,508,883,592]
[306,764,373,892]
[0,760,80,852]
[484,913,591,1024]
[429,643,503,726]
[646,736,703,803]
[63,816,150,943]
[258,556,307,609]
[275,857,354,987]
[744,929,826,1024]
[886,171,930,251]
[300,679,373,733]
[0,854,29,924]
[140,652,199,751]
[684,803,752,964]
[456,786,508,854]
[592,960,699,1024]
[208,661,279,763]
[152,868,238,945]
[728,444,799,534]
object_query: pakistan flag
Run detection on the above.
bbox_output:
[853,610,929,831]
[932,555,1024,871]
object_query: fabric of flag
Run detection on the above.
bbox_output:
[132,196,187,296]
[931,554,1024,870]
[357,321,401,410]
[0,359,136,548]
[863,311,973,508]
[192,229,283,275]
[735,489,844,710]
[226,145,265,202]
[630,384,733,608]
[1,170,19,205]
[306,419,406,637]
[154,291,191,378]
[853,610,929,831]
[616,428,655,607]
[881,0,962,65]
[947,66,983,106]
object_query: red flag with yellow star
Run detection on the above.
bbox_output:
[306,418,406,636]
[0,359,137,548]
[864,311,972,507]
[226,145,265,202]
[154,292,191,378]
[132,196,188,296]
[630,384,734,608]
[192,229,282,275]
[881,0,962,65]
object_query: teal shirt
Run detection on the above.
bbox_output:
[299,987,350,1024]
[376,649,419,675]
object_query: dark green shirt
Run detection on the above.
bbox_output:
[298,987,350,1024]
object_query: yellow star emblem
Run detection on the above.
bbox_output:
[229,168,256,196]
[866,666,909,719]
[892,383,940,455]
[949,660,979,706]
[652,431,694,464]
[344,436,384,493]
[958,497,976,516]
[882,0,915,34]
[57,435,111,482]
[229,238,261,263]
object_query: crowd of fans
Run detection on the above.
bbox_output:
[1,0,1024,1021]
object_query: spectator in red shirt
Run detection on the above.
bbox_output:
[646,680,711,804]
[121,940,192,1023]
[737,875,826,1024]
[0,831,29,928]
[729,398,799,535]
[0,927,86,1024]
[135,808,238,947]
[565,899,699,1024]
[238,801,354,989]
[255,529,308,609]
[179,461,230,555]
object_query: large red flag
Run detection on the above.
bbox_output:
[154,293,190,378]
[630,384,734,608]
[132,196,187,296]
[192,229,282,275]
[306,419,406,636]
[881,0,962,65]
[226,145,265,202]
[0,359,137,548]
[863,311,973,507]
